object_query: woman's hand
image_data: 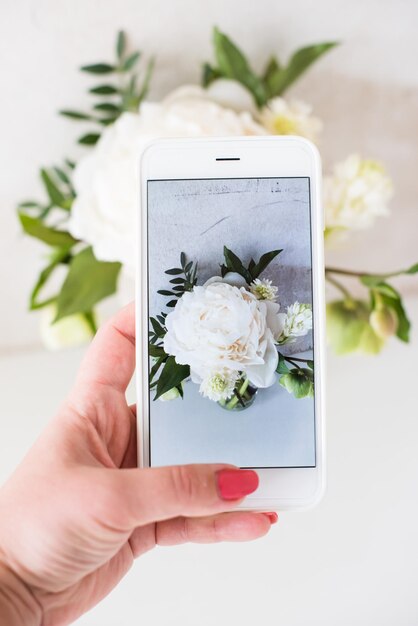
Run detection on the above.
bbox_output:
[0,303,277,626]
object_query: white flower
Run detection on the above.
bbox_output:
[205,79,256,113]
[250,278,278,301]
[199,369,239,401]
[39,304,95,351]
[258,97,322,143]
[163,280,283,388]
[324,154,393,232]
[277,302,312,344]
[68,86,265,269]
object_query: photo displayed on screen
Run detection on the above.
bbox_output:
[147,177,316,469]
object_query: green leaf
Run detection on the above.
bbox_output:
[201,62,222,87]
[154,356,190,400]
[306,360,314,370]
[250,249,282,280]
[148,344,166,358]
[89,84,118,95]
[18,212,77,247]
[53,167,71,186]
[116,31,126,60]
[18,201,41,209]
[78,133,100,146]
[93,102,120,113]
[122,51,141,71]
[29,247,72,310]
[137,57,155,103]
[150,317,165,338]
[279,368,314,399]
[266,42,338,96]
[165,268,183,275]
[213,27,267,106]
[262,57,282,99]
[276,352,290,375]
[81,63,115,74]
[40,169,71,209]
[55,247,121,321]
[223,246,252,283]
[59,110,93,121]
[405,263,418,275]
[157,290,176,296]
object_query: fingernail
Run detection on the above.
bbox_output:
[262,512,278,524]
[216,469,259,500]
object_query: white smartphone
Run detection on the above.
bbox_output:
[137,136,325,511]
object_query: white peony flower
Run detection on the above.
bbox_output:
[163,280,283,388]
[199,369,239,401]
[205,79,256,113]
[39,304,95,351]
[250,278,278,301]
[258,97,322,143]
[68,86,265,270]
[324,154,393,232]
[277,302,312,344]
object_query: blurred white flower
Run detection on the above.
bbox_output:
[324,154,393,232]
[199,369,239,401]
[205,79,256,113]
[40,305,94,350]
[163,280,282,389]
[258,97,322,143]
[277,302,312,344]
[250,278,278,301]
[68,86,265,270]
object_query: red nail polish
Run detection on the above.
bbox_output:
[263,512,278,524]
[216,469,259,500]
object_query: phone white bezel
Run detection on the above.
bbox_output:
[137,136,326,511]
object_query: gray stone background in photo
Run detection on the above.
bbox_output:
[148,176,313,354]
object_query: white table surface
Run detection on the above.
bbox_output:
[1,300,418,626]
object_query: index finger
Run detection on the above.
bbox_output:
[74,301,136,395]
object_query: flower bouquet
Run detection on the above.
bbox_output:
[17,28,417,355]
[150,248,313,408]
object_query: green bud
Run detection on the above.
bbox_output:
[369,307,398,339]
[159,385,182,402]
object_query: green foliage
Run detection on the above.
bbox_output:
[203,27,337,107]
[55,247,121,322]
[221,246,282,283]
[18,212,77,247]
[369,282,410,342]
[326,299,384,355]
[154,356,190,400]
[157,253,198,306]
[62,30,154,143]
[279,368,314,399]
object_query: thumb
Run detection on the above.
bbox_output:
[93,464,259,528]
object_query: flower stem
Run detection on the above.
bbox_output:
[325,267,366,277]
[325,273,352,299]
[225,376,250,409]
[284,356,304,370]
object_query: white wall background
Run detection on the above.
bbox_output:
[0,1,418,625]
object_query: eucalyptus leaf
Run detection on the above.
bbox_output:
[81,63,115,74]
[59,110,93,121]
[89,84,118,95]
[116,31,126,60]
[78,133,100,146]
[55,247,121,321]
[122,51,141,71]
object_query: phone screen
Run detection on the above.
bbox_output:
[147,177,316,468]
